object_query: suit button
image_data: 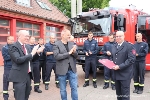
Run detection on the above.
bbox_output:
[116,58,117,59]
[116,54,117,55]
[115,62,116,63]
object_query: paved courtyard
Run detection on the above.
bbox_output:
[0,65,150,100]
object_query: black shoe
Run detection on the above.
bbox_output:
[56,83,59,88]
[112,86,116,90]
[103,85,109,89]
[83,83,89,87]
[133,89,138,93]
[45,85,49,90]
[93,83,97,88]
[34,89,42,93]
[137,90,143,94]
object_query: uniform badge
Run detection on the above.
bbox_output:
[132,49,136,55]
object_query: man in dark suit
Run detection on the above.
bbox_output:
[112,31,136,100]
[8,30,44,100]
[53,29,78,100]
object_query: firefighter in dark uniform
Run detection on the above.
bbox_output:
[83,31,99,88]
[133,33,148,94]
[38,38,46,84]
[44,35,59,90]
[112,31,136,100]
[29,36,44,93]
[2,36,14,100]
[102,34,116,90]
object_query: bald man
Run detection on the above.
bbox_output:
[2,36,14,100]
[8,30,44,100]
[111,31,136,100]
[133,33,148,94]
[44,35,59,89]
[53,29,78,100]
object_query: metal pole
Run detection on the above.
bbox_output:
[71,0,76,18]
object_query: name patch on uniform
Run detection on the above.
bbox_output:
[132,49,136,55]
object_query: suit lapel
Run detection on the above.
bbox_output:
[16,41,25,55]
[25,45,30,54]
[116,42,125,53]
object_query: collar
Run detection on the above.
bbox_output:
[18,40,23,45]
[117,41,124,46]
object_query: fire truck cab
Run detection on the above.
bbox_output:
[69,6,150,72]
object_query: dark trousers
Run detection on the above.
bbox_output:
[3,68,11,99]
[13,74,31,100]
[39,60,46,82]
[33,62,40,90]
[133,61,145,85]
[45,62,58,84]
[104,66,115,86]
[115,80,131,100]
[85,57,97,79]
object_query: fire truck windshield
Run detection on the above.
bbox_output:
[75,16,111,36]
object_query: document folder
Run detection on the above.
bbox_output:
[98,59,115,69]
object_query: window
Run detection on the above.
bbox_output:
[0,18,10,51]
[16,0,31,7]
[45,26,61,43]
[37,0,51,11]
[16,21,40,41]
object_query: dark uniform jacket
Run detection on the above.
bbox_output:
[134,42,148,61]
[102,41,115,59]
[83,38,99,58]
[44,42,56,63]
[112,41,136,80]
[2,44,12,69]
[8,41,39,82]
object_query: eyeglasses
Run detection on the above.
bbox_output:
[116,35,123,38]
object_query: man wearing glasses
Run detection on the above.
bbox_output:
[112,31,136,100]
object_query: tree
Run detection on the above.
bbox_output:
[49,0,110,18]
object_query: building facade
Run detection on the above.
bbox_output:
[0,0,69,65]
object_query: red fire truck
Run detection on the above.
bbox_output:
[69,6,150,71]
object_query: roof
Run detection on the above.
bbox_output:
[0,0,69,24]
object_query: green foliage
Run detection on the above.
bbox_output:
[49,0,110,18]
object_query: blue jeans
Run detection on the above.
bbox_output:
[58,70,78,100]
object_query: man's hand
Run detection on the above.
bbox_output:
[31,45,39,56]
[72,45,77,53]
[69,47,74,54]
[37,46,45,54]
[85,52,89,56]
[113,65,120,70]
[89,50,92,55]
[136,53,138,56]
[106,51,111,56]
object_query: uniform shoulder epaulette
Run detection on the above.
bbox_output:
[127,41,133,45]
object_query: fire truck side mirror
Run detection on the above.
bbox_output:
[117,14,124,27]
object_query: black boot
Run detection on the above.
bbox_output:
[137,86,143,94]
[83,80,89,87]
[103,83,109,89]
[133,86,139,93]
[56,83,59,88]
[45,84,49,90]
[3,93,9,100]
[93,81,97,88]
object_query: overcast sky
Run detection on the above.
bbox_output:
[109,0,150,14]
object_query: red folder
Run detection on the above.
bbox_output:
[98,59,116,69]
